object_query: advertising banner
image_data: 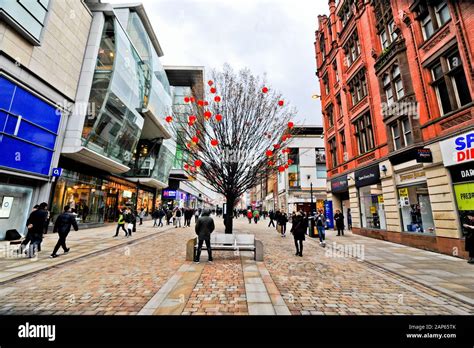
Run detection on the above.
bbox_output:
[454,183,474,211]
[324,200,334,229]
[440,131,474,167]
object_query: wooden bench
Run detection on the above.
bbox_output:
[186,233,263,261]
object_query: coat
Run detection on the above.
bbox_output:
[195,212,215,240]
[462,215,474,252]
[334,212,344,229]
[53,212,79,235]
[291,214,307,241]
[27,209,48,237]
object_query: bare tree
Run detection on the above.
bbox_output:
[168,64,296,233]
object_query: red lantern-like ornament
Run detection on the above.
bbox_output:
[192,136,199,144]
[215,114,222,122]
[278,165,285,172]
[197,100,204,107]
[194,159,203,167]
[184,97,190,103]
[211,139,219,147]
[208,80,213,86]
[184,163,189,170]
[165,116,173,123]
[288,121,294,129]
[265,150,273,157]
[204,111,212,119]
[288,159,294,165]
[214,96,221,102]
[268,160,274,166]
[285,164,289,169]
[189,115,197,123]
[278,100,284,106]
[190,97,195,103]
[210,87,217,94]
[273,144,280,149]
[204,101,209,106]
[262,87,269,93]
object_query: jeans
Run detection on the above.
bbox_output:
[175,217,181,227]
[281,224,287,235]
[195,238,212,261]
[52,233,68,255]
[115,224,127,236]
[158,217,163,227]
[317,225,325,242]
[294,239,303,255]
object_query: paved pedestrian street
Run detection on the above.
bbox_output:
[0,218,472,315]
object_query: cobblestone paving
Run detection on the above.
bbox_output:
[0,226,195,315]
[182,253,248,315]
[246,219,473,315]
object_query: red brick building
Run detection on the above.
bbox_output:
[315,0,473,257]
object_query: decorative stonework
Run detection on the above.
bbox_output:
[357,153,376,164]
[440,109,473,131]
[421,25,451,53]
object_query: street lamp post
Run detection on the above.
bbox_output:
[308,175,315,238]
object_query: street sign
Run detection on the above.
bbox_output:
[51,168,63,177]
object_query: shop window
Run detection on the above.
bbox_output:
[398,185,435,233]
[430,49,471,116]
[359,186,386,230]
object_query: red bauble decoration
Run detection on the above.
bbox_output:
[288,159,293,165]
[278,100,284,106]
[194,159,203,167]
[211,139,219,147]
[278,165,285,172]
[208,80,213,86]
[184,164,189,170]
[184,97,190,103]
[262,87,269,93]
[285,164,289,169]
[189,115,197,123]
[197,100,204,107]
[204,101,209,106]
[190,97,195,103]
[188,121,194,126]
[165,116,173,123]
[214,96,221,102]
[265,150,273,157]
[210,87,217,94]
[273,144,280,149]
[215,114,223,122]
[288,121,294,129]
[192,136,199,144]
[268,160,274,166]
[204,111,212,119]
[186,143,191,149]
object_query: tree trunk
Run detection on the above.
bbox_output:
[224,195,235,234]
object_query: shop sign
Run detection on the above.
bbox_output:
[398,188,410,207]
[396,170,426,185]
[378,195,384,203]
[122,190,132,198]
[331,176,348,193]
[324,200,334,229]
[450,162,474,184]
[51,168,63,177]
[370,206,377,214]
[454,183,474,211]
[440,131,474,167]
[0,197,14,218]
[416,148,433,163]
[355,165,380,188]
[163,190,176,198]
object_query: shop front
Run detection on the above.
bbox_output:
[395,168,435,234]
[137,187,155,214]
[440,130,474,233]
[330,175,350,226]
[355,165,386,230]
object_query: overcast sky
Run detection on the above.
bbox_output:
[113,0,328,125]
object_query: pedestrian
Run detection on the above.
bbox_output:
[253,210,260,224]
[82,204,89,223]
[139,208,146,225]
[290,211,307,257]
[50,205,78,258]
[166,209,172,225]
[194,209,200,223]
[24,202,49,257]
[347,208,352,230]
[194,209,215,263]
[157,208,165,227]
[334,209,345,236]
[268,210,275,227]
[247,210,253,224]
[114,209,127,237]
[124,208,135,237]
[184,208,193,227]
[19,205,39,255]
[174,207,182,228]
[152,209,159,227]
[316,209,326,247]
[279,212,288,237]
[462,213,474,264]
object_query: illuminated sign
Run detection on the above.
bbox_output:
[440,131,474,167]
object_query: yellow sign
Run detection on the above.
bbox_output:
[399,171,425,182]
[398,188,409,197]
[454,183,474,211]
[378,195,384,203]
[370,206,377,214]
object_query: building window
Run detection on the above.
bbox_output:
[354,113,375,155]
[382,65,404,106]
[343,31,360,67]
[288,148,300,188]
[336,94,342,119]
[322,74,329,96]
[348,69,367,106]
[326,105,334,128]
[329,137,338,168]
[415,0,451,41]
[320,34,326,61]
[333,61,339,83]
[390,117,413,150]
[338,0,356,28]
[430,49,471,115]
[374,1,398,50]
[315,148,327,179]
[340,130,347,161]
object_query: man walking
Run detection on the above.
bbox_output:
[462,213,474,264]
[334,209,345,236]
[50,205,78,258]
[25,202,49,257]
[291,211,307,257]
[268,210,275,227]
[194,209,215,263]
[316,209,326,247]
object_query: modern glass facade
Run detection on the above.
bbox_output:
[171,86,193,169]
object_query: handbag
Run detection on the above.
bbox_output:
[276,224,282,233]
[127,223,133,230]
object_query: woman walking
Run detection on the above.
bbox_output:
[334,209,344,236]
[279,213,288,237]
[316,209,326,247]
[290,211,307,257]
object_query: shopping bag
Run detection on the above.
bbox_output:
[276,224,282,234]
[127,223,133,230]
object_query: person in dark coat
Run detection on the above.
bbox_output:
[25,202,49,257]
[316,209,326,247]
[462,213,474,264]
[157,208,165,227]
[194,209,215,263]
[347,208,352,230]
[268,210,275,227]
[152,209,160,227]
[19,204,39,254]
[290,211,307,257]
[50,205,78,258]
[334,210,345,236]
[124,208,135,237]
[279,213,289,237]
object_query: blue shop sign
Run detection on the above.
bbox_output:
[324,200,334,229]
[163,189,176,198]
[0,77,61,176]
